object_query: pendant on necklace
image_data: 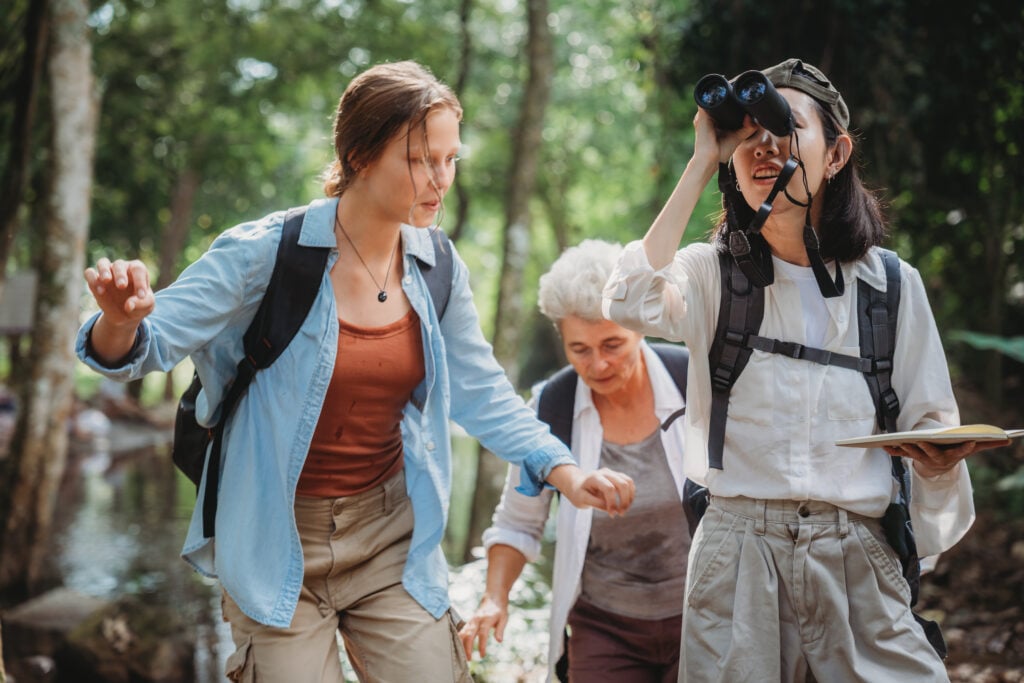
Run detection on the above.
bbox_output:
[377,290,388,303]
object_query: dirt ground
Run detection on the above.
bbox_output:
[922,511,1024,682]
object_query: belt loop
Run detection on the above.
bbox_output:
[838,508,849,538]
[754,500,767,536]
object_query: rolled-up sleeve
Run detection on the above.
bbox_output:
[76,314,152,380]
[482,462,555,562]
[603,241,718,344]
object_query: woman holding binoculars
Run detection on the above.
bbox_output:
[603,58,1003,682]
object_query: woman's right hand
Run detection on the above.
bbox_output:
[458,593,509,660]
[84,257,155,325]
[83,258,155,364]
[692,109,759,168]
[640,111,760,270]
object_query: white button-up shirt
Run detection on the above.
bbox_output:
[602,241,973,557]
[482,342,687,681]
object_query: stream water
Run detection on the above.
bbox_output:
[48,423,231,682]
[43,419,552,682]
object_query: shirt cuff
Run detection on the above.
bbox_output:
[515,448,575,497]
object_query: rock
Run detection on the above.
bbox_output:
[63,594,194,683]
[2,589,194,683]
[2,588,107,659]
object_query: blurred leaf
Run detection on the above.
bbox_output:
[949,331,1024,364]
[996,467,1024,492]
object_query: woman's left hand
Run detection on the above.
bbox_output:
[884,439,1011,478]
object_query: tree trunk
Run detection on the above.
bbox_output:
[447,0,473,243]
[158,168,200,400]
[0,0,97,597]
[464,0,553,562]
[0,0,49,280]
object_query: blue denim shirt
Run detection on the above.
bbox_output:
[76,197,574,628]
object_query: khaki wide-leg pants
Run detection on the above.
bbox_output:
[222,470,471,683]
[680,496,949,683]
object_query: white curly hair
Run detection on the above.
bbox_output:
[537,239,623,325]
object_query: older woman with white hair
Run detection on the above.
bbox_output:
[459,239,692,683]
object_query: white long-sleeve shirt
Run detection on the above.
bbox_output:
[482,341,687,682]
[602,241,974,557]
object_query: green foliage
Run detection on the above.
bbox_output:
[949,331,1024,365]
[968,459,1024,520]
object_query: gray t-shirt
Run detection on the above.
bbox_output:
[579,428,689,620]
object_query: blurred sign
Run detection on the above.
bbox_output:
[0,271,37,334]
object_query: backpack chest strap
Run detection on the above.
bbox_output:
[745,334,872,372]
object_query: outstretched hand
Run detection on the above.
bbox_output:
[84,257,155,324]
[884,438,1011,478]
[83,258,155,365]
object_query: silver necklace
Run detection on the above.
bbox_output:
[335,216,398,303]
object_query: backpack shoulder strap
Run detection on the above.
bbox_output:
[857,247,909,503]
[536,364,581,449]
[650,342,689,430]
[650,342,689,391]
[414,229,454,320]
[707,252,765,469]
[202,206,328,537]
[858,248,902,434]
[242,207,330,368]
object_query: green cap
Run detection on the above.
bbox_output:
[760,58,849,129]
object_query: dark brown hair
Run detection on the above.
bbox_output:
[322,61,463,198]
[713,93,887,263]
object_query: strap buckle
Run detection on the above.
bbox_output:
[712,364,736,391]
[725,330,748,346]
[880,388,901,415]
[869,357,893,374]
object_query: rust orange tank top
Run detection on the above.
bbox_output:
[297,308,424,498]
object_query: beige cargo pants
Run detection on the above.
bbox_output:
[680,496,949,683]
[221,470,471,682]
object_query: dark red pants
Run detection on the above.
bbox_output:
[566,598,682,683]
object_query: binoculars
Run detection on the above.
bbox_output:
[694,71,794,137]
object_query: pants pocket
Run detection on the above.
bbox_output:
[685,507,741,610]
[447,608,473,683]
[855,521,912,604]
[224,636,255,682]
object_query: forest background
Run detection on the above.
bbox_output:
[0,0,1022,680]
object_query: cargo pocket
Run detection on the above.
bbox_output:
[447,608,473,683]
[224,636,255,682]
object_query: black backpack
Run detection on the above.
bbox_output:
[706,248,945,657]
[171,206,453,538]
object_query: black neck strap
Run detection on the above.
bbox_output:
[722,155,844,297]
[803,217,845,298]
